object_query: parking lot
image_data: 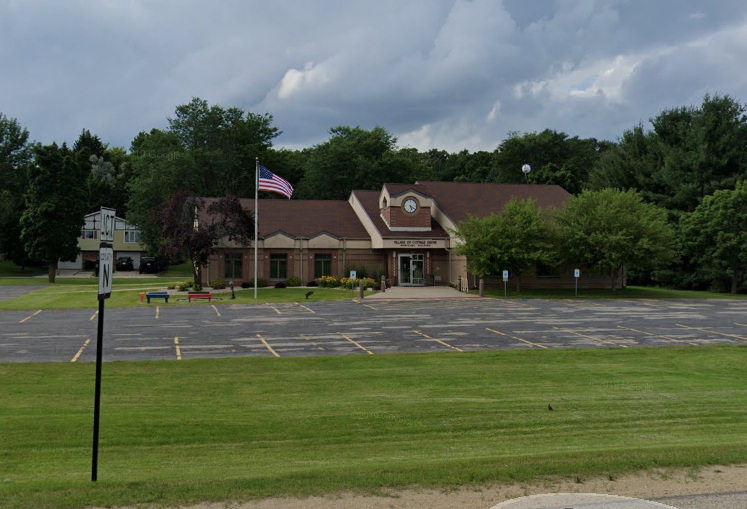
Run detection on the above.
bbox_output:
[1,297,746,363]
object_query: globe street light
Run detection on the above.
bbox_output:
[522,163,531,184]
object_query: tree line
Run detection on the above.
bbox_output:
[1,94,746,290]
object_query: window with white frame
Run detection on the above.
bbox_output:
[124,230,141,243]
[82,230,97,239]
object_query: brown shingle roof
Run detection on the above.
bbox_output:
[415,181,571,224]
[202,198,369,239]
[353,190,450,238]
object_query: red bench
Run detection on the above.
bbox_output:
[188,293,212,302]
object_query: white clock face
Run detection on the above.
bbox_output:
[404,198,418,213]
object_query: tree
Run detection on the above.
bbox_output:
[128,98,280,253]
[491,129,605,193]
[681,182,747,294]
[20,143,88,282]
[553,189,678,290]
[0,112,34,268]
[297,126,408,199]
[454,198,554,291]
[155,191,254,289]
[589,94,747,213]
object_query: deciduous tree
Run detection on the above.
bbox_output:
[681,182,747,294]
[554,189,677,290]
[454,198,554,291]
[156,191,254,289]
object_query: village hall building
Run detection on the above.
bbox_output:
[202,181,615,289]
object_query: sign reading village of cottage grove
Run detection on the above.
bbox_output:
[390,239,444,248]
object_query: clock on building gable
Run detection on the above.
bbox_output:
[403,198,418,213]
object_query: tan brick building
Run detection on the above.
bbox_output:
[202,181,617,289]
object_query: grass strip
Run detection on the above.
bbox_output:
[0,286,361,310]
[1,346,746,508]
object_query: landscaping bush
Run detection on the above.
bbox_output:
[210,278,227,290]
[274,281,287,288]
[319,275,340,288]
[246,277,268,288]
[175,280,194,291]
[306,280,318,287]
[285,276,302,287]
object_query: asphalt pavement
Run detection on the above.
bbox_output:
[1,295,746,363]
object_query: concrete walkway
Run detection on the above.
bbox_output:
[365,285,481,299]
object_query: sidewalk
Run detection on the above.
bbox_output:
[365,285,481,299]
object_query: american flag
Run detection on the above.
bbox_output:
[258,165,293,199]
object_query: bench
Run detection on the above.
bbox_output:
[146,291,169,304]
[188,292,212,302]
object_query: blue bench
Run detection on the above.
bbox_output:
[146,291,169,304]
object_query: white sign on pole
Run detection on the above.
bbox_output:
[574,269,580,278]
[100,207,116,243]
[98,246,113,299]
[350,270,357,280]
[502,270,509,281]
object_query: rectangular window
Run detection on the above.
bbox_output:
[270,254,287,279]
[225,253,242,280]
[82,230,97,239]
[124,230,141,243]
[314,254,332,278]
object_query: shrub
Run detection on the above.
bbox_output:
[210,278,227,290]
[306,280,318,287]
[286,275,302,287]
[274,281,287,288]
[167,284,176,290]
[340,277,376,289]
[246,277,268,288]
[175,280,194,291]
[319,275,340,288]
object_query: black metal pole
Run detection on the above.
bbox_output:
[91,297,105,481]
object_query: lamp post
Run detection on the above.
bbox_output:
[522,164,531,184]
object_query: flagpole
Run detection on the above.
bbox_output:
[254,157,258,299]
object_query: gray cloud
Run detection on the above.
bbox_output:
[1,0,746,153]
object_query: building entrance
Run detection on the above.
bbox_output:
[398,254,424,286]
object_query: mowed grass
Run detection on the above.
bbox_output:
[0,284,359,310]
[2,346,747,508]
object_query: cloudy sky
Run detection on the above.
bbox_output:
[2,0,747,153]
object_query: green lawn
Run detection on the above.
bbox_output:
[1,346,746,508]
[0,261,47,277]
[0,285,358,310]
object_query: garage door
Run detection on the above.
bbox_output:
[58,254,82,270]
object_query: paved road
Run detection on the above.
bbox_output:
[1,297,746,363]
[0,284,46,303]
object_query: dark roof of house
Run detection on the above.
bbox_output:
[414,181,571,224]
[353,190,450,238]
[202,198,370,239]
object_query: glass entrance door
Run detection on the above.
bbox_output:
[399,254,425,286]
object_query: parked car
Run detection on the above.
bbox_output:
[139,257,159,274]
[116,257,134,271]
